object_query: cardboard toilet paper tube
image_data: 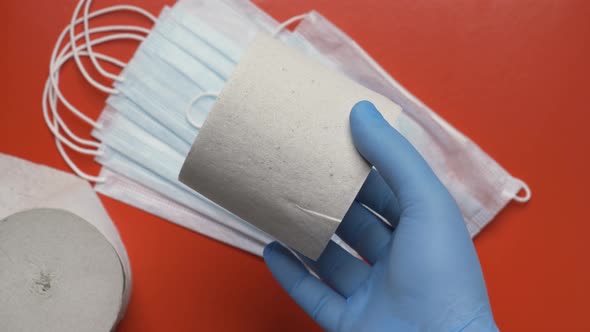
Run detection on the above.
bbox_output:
[179,33,401,259]
[0,208,125,332]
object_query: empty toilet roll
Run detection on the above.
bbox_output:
[0,208,124,332]
[0,153,131,331]
[179,34,401,259]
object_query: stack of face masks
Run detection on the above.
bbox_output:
[43,0,530,257]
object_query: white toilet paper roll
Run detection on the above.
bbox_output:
[0,153,132,330]
[0,208,125,332]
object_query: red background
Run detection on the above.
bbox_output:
[1,0,589,331]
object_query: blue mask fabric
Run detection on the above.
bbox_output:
[44,0,530,257]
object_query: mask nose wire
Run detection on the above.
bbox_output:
[45,3,156,183]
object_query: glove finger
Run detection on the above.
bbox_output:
[336,201,392,264]
[264,242,345,330]
[301,241,371,298]
[350,100,450,216]
[356,168,401,226]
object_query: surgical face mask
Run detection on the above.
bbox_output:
[43,0,529,259]
[92,107,271,245]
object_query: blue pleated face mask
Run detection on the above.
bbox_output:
[42,0,274,256]
[92,107,271,245]
[43,0,530,258]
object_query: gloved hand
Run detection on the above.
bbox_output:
[263,101,498,332]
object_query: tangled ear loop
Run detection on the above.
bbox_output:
[81,0,157,83]
[44,1,156,182]
[69,0,157,94]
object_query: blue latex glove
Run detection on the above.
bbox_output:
[263,101,498,332]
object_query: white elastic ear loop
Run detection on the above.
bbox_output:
[69,1,156,94]
[45,43,130,153]
[51,2,156,77]
[48,35,138,148]
[46,34,143,182]
[271,13,310,37]
[51,29,146,128]
[51,5,151,85]
[50,4,152,128]
[44,80,100,155]
[47,83,106,183]
[45,47,128,152]
[512,178,532,203]
[186,92,219,129]
[56,134,106,183]
[52,27,144,133]
[43,80,99,155]
[82,0,155,83]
